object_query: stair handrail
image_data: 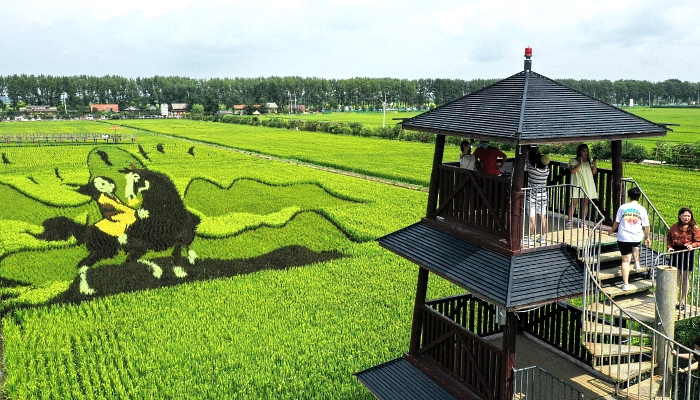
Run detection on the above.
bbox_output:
[653,247,700,318]
[512,365,585,399]
[582,219,697,400]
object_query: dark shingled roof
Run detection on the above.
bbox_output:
[401,70,668,144]
[356,358,457,400]
[378,222,584,309]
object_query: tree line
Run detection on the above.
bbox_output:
[1,74,699,114]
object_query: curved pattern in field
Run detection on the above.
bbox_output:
[183,177,366,216]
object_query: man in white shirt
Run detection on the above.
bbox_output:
[608,187,651,291]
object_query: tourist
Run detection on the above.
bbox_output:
[566,144,598,228]
[524,154,551,245]
[459,140,476,170]
[667,207,700,311]
[671,336,700,373]
[607,187,650,291]
[473,141,506,176]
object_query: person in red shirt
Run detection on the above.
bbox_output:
[667,207,700,311]
[473,141,506,176]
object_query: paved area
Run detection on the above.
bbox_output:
[489,333,617,400]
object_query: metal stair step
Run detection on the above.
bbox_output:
[596,265,650,281]
[618,375,662,400]
[601,279,653,299]
[582,342,653,358]
[593,362,656,382]
[586,291,658,324]
[582,321,647,338]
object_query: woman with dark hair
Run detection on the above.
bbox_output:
[566,144,598,228]
[667,207,700,311]
[459,140,476,170]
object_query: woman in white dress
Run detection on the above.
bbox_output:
[566,144,598,228]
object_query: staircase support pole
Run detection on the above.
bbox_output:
[655,265,678,396]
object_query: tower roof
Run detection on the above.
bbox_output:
[401,70,668,145]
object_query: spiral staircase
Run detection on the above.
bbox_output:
[578,182,698,400]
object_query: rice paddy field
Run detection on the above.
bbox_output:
[1,112,699,398]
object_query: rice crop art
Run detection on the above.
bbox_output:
[0,144,362,309]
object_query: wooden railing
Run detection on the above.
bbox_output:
[427,294,504,337]
[419,304,505,400]
[548,161,615,225]
[521,302,592,365]
[2,134,130,146]
[433,163,512,241]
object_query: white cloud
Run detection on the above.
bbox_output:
[2,0,699,81]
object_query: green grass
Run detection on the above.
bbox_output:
[2,117,700,398]
[260,110,422,128]
[625,107,700,150]
[0,128,464,398]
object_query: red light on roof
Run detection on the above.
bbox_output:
[525,47,532,58]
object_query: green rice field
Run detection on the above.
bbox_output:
[1,114,699,398]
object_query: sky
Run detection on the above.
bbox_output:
[3,0,699,82]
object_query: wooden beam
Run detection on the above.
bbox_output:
[426,135,446,218]
[611,140,623,216]
[409,267,430,355]
[501,311,518,400]
[509,145,528,251]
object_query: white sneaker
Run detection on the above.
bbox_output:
[523,236,534,246]
[621,283,630,291]
[634,261,641,271]
[539,236,547,244]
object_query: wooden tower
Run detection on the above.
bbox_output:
[356,50,671,400]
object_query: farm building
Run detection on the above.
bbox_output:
[90,103,119,113]
[171,103,188,117]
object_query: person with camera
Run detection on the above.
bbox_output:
[566,144,598,228]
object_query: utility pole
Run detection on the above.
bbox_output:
[381,91,388,128]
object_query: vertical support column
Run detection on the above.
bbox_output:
[611,140,623,216]
[509,145,528,251]
[655,265,677,396]
[409,267,430,355]
[501,310,517,400]
[426,135,446,219]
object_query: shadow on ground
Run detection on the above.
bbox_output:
[50,245,346,304]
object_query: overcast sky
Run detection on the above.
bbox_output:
[3,0,699,82]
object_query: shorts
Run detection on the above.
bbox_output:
[668,249,697,271]
[527,195,548,216]
[618,241,640,256]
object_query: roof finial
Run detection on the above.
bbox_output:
[524,47,532,71]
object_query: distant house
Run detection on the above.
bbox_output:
[171,103,188,117]
[22,105,58,115]
[233,105,246,115]
[90,104,119,113]
[217,110,233,116]
[266,102,279,113]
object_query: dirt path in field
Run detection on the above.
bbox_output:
[140,130,428,192]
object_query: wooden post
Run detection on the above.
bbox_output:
[655,265,677,396]
[509,145,528,251]
[426,135,446,219]
[409,267,430,355]
[501,310,517,400]
[611,140,623,216]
